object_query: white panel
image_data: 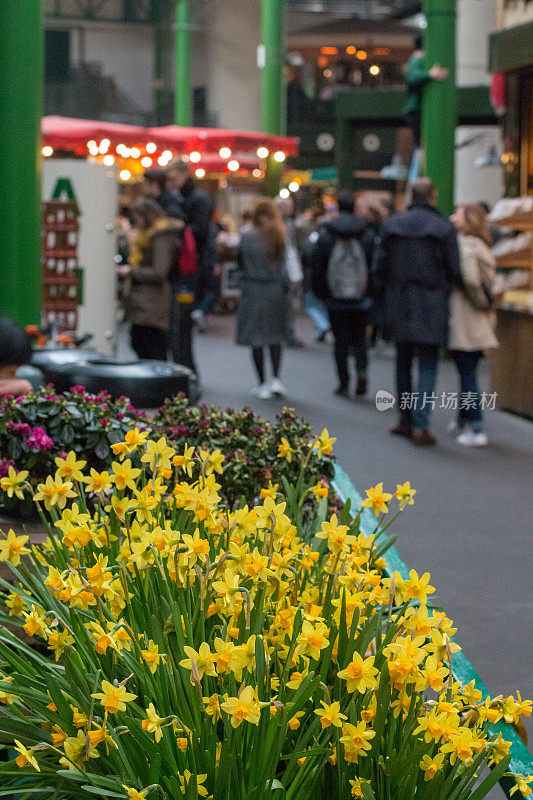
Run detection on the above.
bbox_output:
[42,160,118,355]
[455,126,504,208]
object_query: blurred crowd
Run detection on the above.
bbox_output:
[110,162,499,448]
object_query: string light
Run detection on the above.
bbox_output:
[162,150,173,160]
[227,159,240,172]
[356,50,367,60]
[119,169,132,181]
[141,156,153,168]
[130,147,141,158]
[273,151,286,163]
[321,46,338,55]
[219,146,231,159]
[103,154,115,166]
[252,168,263,178]
[346,46,357,55]
[157,155,168,166]
[87,141,99,156]
[42,146,53,157]
[279,188,290,199]
[257,146,269,159]
[146,142,157,153]
[99,138,111,154]
[289,181,300,192]
[195,168,206,178]
[369,65,380,76]
[189,151,201,163]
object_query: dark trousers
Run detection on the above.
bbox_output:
[130,324,168,361]
[328,309,368,389]
[396,342,439,431]
[407,110,422,148]
[169,293,196,373]
[450,349,483,431]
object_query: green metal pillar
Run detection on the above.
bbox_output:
[0,0,43,326]
[422,0,457,215]
[261,0,285,196]
[174,0,193,126]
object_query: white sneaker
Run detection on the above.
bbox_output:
[270,378,286,396]
[456,430,488,447]
[191,308,206,331]
[252,383,272,400]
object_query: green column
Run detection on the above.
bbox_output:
[261,0,285,196]
[422,0,457,215]
[0,0,43,326]
[174,0,193,126]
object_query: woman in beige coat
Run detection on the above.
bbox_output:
[449,204,498,447]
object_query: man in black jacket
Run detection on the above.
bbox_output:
[311,191,374,397]
[371,177,463,445]
[165,160,214,374]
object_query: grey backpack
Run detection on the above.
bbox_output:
[327,238,368,300]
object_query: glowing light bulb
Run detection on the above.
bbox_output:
[227,159,240,171]
[369,65,380,76]
[146,142,157,154]
[141,156,153,168]
[42,146,53,157]
[103,154,115,166]
[346,46,357,55]
[289,181,300,192]
[189,151,201,163]
[119,169,132,181]
[356,50,367,60]
[219,146,231,159]
[130,147,141,159]
[279,188,290,199]
[273,151,286,163]
[257,146,269,159]
[195,168,206,178]
[252,168,263,178]
[162,150,173,160]
[99,138,111,154]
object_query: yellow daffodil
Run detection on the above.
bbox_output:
[510,775,533,797]
[337,652,378,694]
[54,451,86,482]
[179,770,209,797]
[340,721,375,761]
[361,483,393,517]
[314,428,336,457]
[173,444,195,476]
[110,460,141,492]
[141,702,165,742]
[0,466,29,499]
[0,529,30,566]
[314,700,347,729]
[221,685,261,728]
[180,643,217,681]
[395,480,416,509]
[420,751,445,780]
[141,437,175,472]
[122,787,149,800]
[13,740,40,771]
[111,428,149,458]
[91,679,136,714]
[83,468,112,493]
[277,437,294,463]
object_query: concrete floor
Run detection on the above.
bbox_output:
[190,312,532,797]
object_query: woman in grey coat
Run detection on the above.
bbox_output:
[236,198,290,399]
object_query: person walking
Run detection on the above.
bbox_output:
[235,198,290,400]
[165,160,214,372]
[275,195,304,348]
[310,190,374,398]
[119,199,184,361]
[449,204,498,446]
[371,177,463,445]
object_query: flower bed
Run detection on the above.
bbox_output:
[0,391,334,515]
[0,434,530,799]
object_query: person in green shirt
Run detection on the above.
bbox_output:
[405,33,448,147]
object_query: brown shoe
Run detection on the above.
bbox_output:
[390,424,412,438]
[411,429,436,446]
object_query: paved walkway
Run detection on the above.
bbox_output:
[194,312,532,790]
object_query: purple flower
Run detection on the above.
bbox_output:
[221,427,231,436]
[116,412,124,420]
[252,427,264,435]
[7,423,32,436]
[101,418,109,426]
[60,451,68,459]
[0,460,15,478]
[199,420,211,429]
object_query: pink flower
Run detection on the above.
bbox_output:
[69,385,86,395]
[116,412,124,420]
[45,394,56,401]
[101,418,109,426]
[26,426,54,451]
[0,460,15,478]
